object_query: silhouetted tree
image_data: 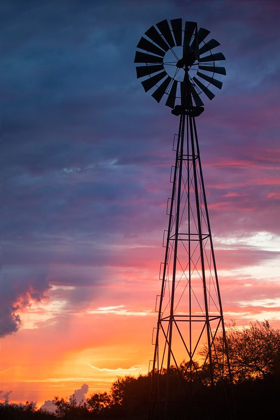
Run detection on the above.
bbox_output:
[87,392,112,417]
[0,401,55,419]
[54,396,90,419]
[110,374,151,418]
[205,321,280,382]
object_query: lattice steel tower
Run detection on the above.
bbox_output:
[134,19,233,420]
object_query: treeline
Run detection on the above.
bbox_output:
[1,321,280,420]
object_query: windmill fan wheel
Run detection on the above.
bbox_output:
[134,19,226,110]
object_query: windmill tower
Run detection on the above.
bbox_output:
[134,19,233,420]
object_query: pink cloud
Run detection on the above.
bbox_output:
[268,192,280,199]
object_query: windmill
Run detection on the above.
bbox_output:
[134,19,233,420]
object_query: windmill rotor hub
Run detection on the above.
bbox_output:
[176,56,195,69]
[176,58,185,68]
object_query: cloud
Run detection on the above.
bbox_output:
[88,364,144,374]
[239,298,280,309]
[40,383,89,412]
[69,383,89,404]
[2,391,12,404]
[88,305,151,317]
[40,399,56,413]
[0,267,49,337]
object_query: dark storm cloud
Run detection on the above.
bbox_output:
[0,266,49,337]
[1,0,280,336]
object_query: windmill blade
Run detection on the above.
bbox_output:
[193,77,215,100]
[190,27,210,56]
[165,80,178,108]
[137,37,166,57]
[198,52,226,62]
[142,71,166,92]
[199,39,220,55]
[134,51,164,64]
[145,26,169,52]
[184,21,197,48]
[192,32,199,61]
[196,27,210,44]
[192,92,204,107]
[170,18,182,46]
[136,64,164,78]
[156,19,175,48]
[190,84,204,107]
[152,76,172,103]
[198,65,226,75]
[196,71,223,89]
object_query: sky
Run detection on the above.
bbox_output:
[1,0,280,409]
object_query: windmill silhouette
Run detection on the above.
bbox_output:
[135,19,233,420]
